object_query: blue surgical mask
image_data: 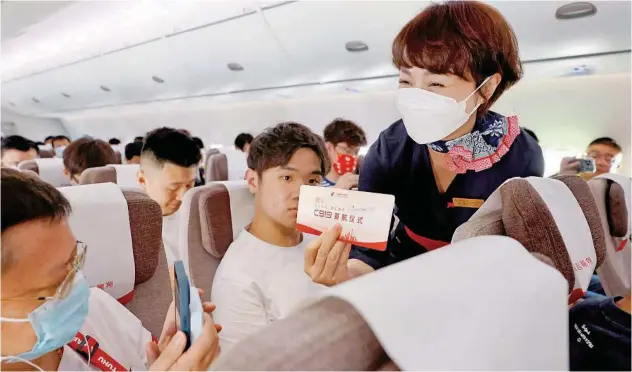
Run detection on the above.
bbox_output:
[54,146,67,158]
[0,271,90,363]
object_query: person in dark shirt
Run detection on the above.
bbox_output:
[304,1,544,283]
[569,294,631,371]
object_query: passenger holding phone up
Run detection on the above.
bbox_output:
[559,137,623,180]
[305,1,544,284]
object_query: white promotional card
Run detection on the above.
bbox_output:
[297,185,394,250]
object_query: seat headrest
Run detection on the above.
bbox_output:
[18,158,70,187]
[453,177,601,303]
[206,153,228,182]
[80,166,117,185]
[588,174,630,238]
[39,149,54,159]
[206,148,220,158]
[58,183,162,303]
[215,236,568,371]
[79,164,140,188]
[114,151,122,164]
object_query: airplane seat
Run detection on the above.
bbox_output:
[453,176,605,304]
[58,183,170,337]
[205,148,220,160]
[80,164,140,188]
[17,158,70,187]
[177,181,254,301]
[205,153,228,183]
[213,236,568,370]
[224,149,248,181]
[39,149,54,158]
[587,174,631,297]
[114,150,123,164]
[20,169,40,178]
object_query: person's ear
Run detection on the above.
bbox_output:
[326,142,337,161]
[63,168,72,180]
[137,169,147,191]
[480,73,502,102]
[246,168,258,194]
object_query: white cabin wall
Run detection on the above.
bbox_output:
[1,108,68,140]
[60,73,631,176]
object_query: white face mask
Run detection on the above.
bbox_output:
[397,77,491,145]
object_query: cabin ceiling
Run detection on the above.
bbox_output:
[1,0,630,118]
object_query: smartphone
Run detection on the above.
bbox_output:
[578,157,596,173]
[173,260,192,350]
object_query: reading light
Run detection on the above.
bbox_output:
[227,63,244,71]
[345,41,369,52]
[152,76,165,83]
[100,85,111,92]
[556,2,597,20]
[32,97,40,103]
[61,92,71,98]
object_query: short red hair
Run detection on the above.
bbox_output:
[393,1,522,114]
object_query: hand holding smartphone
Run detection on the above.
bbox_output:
[173,261,204,350]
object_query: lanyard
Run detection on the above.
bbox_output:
[67,331,129,371]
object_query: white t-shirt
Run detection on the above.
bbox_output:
[211,229,325,351]
[162,213,180,265]
[58,288,152,371]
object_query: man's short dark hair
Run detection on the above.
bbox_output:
[192,137,204,150]
[523,128,539,143]
[1,135,35,154]
[247,122,330,177]
[63,137,117,176]
[134,136,145,143]
[141,127,202,168]
[52,135,71,147]
[589,137,622,152]
[125,141,143,161]
[234,133,254,151]
[44,136,54,142]
[2,168,72,269]
[108,138,121,145]
[323,118,367,148]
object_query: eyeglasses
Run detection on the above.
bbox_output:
[587,152,619,165]
[335,145,359,157]
[1,241,87,302]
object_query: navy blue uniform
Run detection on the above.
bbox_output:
[351,112,544,269]
[569,296,631,371]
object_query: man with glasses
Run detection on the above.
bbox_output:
[321,118,368,189]
[560,137,624,180]
[0,168,219,371]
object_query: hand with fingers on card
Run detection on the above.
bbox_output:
[304,224,352,287]
[146,288,222,371]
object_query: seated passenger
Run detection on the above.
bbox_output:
[234,133,253,153]
[0,168,220,371]
[62,138,117,184]
[51,136,71,157]
[307,1,544,284]
[137,128,201,264]
[108,138,121,146]
[192,137,206,186]
[134,136,145,143]
[211,122,328,351]
[125,141,143,165]
[44,136,55,147]
[1,135,38,167]
[569,293,631,371]
[560,137,623,180]
[321,118,367,189]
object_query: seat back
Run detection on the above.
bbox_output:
[453,176,605,304]
[114,151,123,164]
[58,183,170,337]
[214,236,568,371]
[177,181,254,300]
[80,164,140,188]
[205,153,228,183]
[588,173,631,296]
[224,149,248,181]
[17,158,70,187]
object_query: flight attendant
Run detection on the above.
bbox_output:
[305,1,544,285]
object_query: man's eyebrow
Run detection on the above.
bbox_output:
[280,165,299,172]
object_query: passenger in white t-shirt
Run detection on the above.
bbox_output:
[212,122,330,351]
[137,128,202,265]
[1,168,220,371]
